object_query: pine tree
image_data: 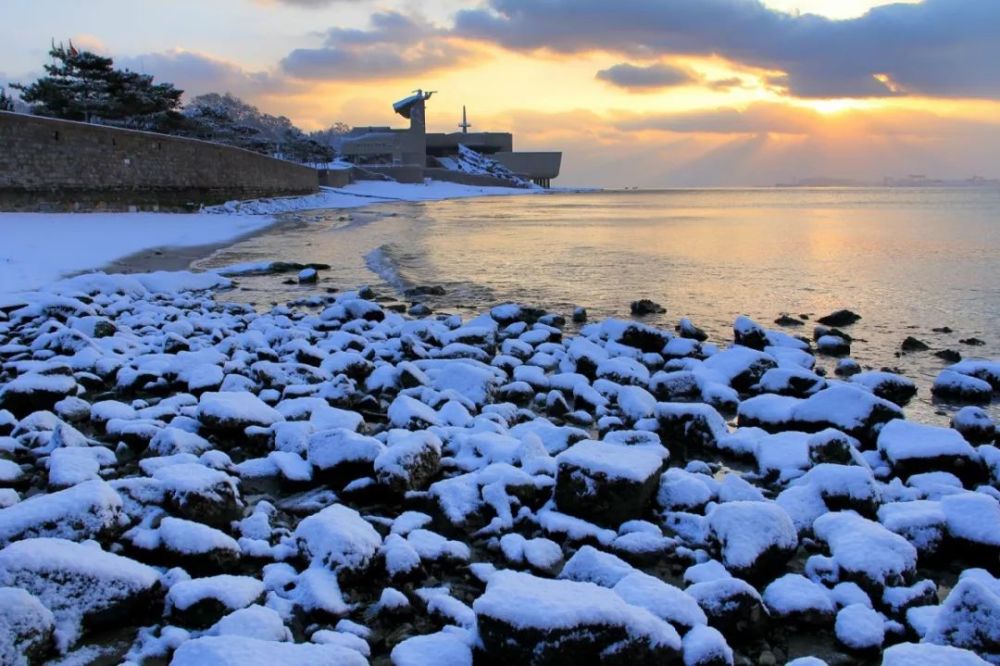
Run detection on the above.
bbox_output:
[12,41,183,128]
[0,88,15,112]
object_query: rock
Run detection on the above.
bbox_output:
[631,299,666,316]
[196,391,284,434]
[681,625,733,666]
[0,373,78,418]
[924,570,1000,658]
[882,642,989,665]
[849,371,917,406]
[0,538,162,651]
[951,406,995,444]
[374,430,442,493]
[655,402,729,457]
[707,501,798,582]
[408,303,432,317]
[474,570,682,665]
[834,358,861,377]
[153,463,244,527]
[686,577,767,635]
[877,419,984,485]
[572,306,588,323]
[172,635,367,666]
[813,512,917,592]
[762,574,835,624]
[0,587,55,665]
[612,570,708,631]
[733,316,772,351]
[308,428,385,484]
[554,440,664,527]
[901,336,930,352]
[878,500,947,557]
[835,603,884,652]
[130,516,241,574]
[932,369,993,403]
[817,310,861,327]
[293,503,382,573]
[678,317,708,341]
[391,629,472,666]
[297,268,318,283]
[935,349,962,363]
[702,346,777,393]
[166,575,265,628]
[774,314,804,327]
[959,337,986,346]
[816,335,850,356]
[0,479,126,547]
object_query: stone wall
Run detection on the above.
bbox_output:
[0,112,319,211]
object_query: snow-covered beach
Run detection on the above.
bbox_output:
[0,186,998,665]
[0,180,539,297]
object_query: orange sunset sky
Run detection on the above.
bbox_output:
[3,0,998,186]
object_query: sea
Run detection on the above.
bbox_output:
[195,187,1000,425]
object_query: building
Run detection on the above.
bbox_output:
[340,91,561,188]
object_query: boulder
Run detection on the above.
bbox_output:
[474,570,682,665]
[707,501,798,582]
[554,441,663,527]
[0,587,55,666]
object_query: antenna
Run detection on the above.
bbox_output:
[459,105,471,134]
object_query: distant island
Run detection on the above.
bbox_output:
[776,175,1000,188]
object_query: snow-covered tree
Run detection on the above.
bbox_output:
[0,88,15,112]
[12,41,182,129]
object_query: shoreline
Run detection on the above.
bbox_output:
[0,180,541,296]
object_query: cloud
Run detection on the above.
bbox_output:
[453,0,1000,99]
[614,102,823,135]
[118,49,291,99]
[595,62,696,91]
[281,11,474,80]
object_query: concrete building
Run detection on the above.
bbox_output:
[340,91,561,188]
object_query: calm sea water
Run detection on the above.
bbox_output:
[196,188,1000,423]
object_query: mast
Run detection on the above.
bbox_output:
[459,105,471,134]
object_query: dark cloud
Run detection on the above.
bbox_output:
[595,62,696,90]
[118,50,290,99]
[453,0,1000,99]
[281,11,472,80]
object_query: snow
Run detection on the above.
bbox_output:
[682,625,733,666]
[157,516,240,556]
[208,605,291,641]
[0,586,55,666]
[881,642,989,665]
[613,570,708,628]
[941,492,1000,545]
[196,392,283,429]
[835,603,884,649]
[293,503,382,571]
[762,573,834,616]
[812,512,917,587]
[0,479,125,547]
[707,501,798,572]
[473,569,682,650]
[167,575,264,612]
[390,627,473,666]
[0,538,159,651]
[877,420,978,465]
[171,635,368,666]
[556,440,664,482]
[559,545,634,587]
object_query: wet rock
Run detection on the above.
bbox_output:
[959,337,986,346]
[901,336,930,352]
[849,371,917,406]
[951,406,995,444]
[932,370,993,403]
[935,349,962,363]
[734,316,769,351]
[572,306,588,323]
[816,335,850,356]
[631,299,666,316]
[554,440,663,527]
[297,268,318,284]
[774,314,804,327]
[677,317,709,342]
[817,310,861,327]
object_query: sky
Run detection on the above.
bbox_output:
[3,0,998,187]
